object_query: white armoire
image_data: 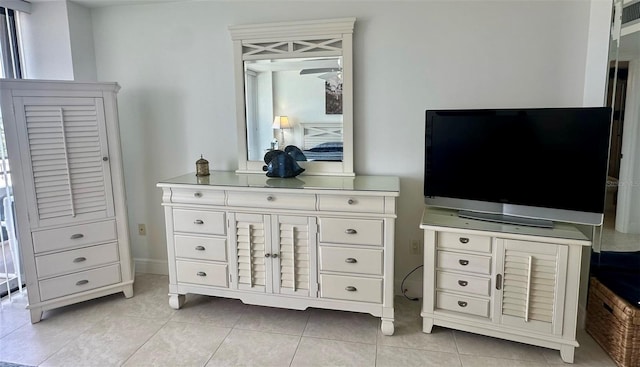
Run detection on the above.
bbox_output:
[0,80,134,323]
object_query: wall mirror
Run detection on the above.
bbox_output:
[229,18,355,176]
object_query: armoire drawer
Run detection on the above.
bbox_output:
[319,218,383,246]
[437,251,492,275]
[171,188,225,205]
[318,195,385,213]
[38,264,122,301]
[227,191,316,211]
[319,246,383,275]
[174,235,226,261]
[32,220,117,254]
[35,242,119,279]
[173,209,225,235]
[176,260,228,287]
[437,232,492,253]
[436,270,491,296]
[319,274,382,303]
[436,291,490,318]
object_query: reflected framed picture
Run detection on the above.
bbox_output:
[325,81,343,115]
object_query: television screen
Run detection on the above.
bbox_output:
[424,107,612,225]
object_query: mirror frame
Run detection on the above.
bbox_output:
[229,18,356,176]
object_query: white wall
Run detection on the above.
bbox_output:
[67,1,97,81]
[82,1,609,292]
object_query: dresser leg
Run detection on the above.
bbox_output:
[169,294,185,309]
[29,308,43,324]
[123,284,134,298]
[381,319,394,335]
[560,345,575,363]
[422,318,434,333]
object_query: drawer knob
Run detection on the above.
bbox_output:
[195,246,206,251]
[345,257,358,264]
[197,271,207,277]
[347,198,355,205]
[76,280,89,286]
[266,195,274,201]
[194,219,204,225]
[459,237,470,244]
[459,259,469,266]
[458,280,468,287]
[345,228,357,235]
[73,257,87,263]
[345,286,357,292]
[457,301,468,308]
[70,233,84,240]
[194,192,202,198]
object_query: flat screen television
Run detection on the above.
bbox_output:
[424,107,612,227]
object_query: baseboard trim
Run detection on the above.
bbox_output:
[134,258,168,275]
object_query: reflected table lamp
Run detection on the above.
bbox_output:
[272,115,291,148]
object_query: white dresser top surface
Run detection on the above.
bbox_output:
[158,171,400,194]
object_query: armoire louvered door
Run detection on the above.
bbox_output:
[497,239,568,335]
[234,213,270,292]
[13,96,114,228]
[274,215,317,297]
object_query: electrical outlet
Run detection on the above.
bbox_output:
[138,224,146,236]
[410,239,421,255]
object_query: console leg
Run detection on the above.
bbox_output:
[422,318,434,333]
[123,284,134,298]
[168,294,185,310]
[560,345,575,364]
[381,319,394,336]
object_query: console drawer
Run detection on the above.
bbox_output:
[320,274,382,303]
[436,270,491,296]
[437,251,491,275]
[32,220,116,254]
[438,232,491,253]
[319,218,383,246]
[39,264,121,301]
[436,291,490,318]
[35,243,119,279]
[173,209,225,235]
[227,191,315,211]
[317,195,385,213]
[319,246,383,275]
[171,188,225,205]
[175,235,226,261]
[176,260,228,287]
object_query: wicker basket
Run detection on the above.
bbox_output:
[586,277,640,367]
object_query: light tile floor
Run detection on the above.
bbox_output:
[0,273,618,367]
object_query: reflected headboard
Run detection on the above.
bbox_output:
[298,122,343,150]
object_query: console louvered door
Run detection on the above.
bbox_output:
[496,239,568,335]
[233,213,270,293]
[273,215,317,297]
[13,97,114,228]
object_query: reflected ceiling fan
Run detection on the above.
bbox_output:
[299,58,342,86]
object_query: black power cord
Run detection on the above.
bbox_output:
[401,264,423,301]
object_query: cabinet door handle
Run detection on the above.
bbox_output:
[272,253,279,259]
[345,258,358,264]
[266,195,274,201]
[458,280,468,287]
[70,233,84,239]
[76,280,89,286]
[496,274,503,290]
[345,228,357,234]
[73,257,87,263]
[102,156,109,162]
[194,192,202,198]
[457,301,468,308]
[265,253,271,258]
[194,219,204,225]
[347,198,355,205]
[197,271,207,277]
[345,286,357,292]
[458,259,469,266]
[195,245,205,251]
[459,237,469,244]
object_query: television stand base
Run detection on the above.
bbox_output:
[457,210,553,228]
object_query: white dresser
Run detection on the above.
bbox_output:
[0,80,134,323]
[158,171,399,334]
[420,207,591,363]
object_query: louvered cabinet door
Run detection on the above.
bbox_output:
[232,213,270,293]
[13,97,114,228]
[496,239,568,335]
[273,215,317,297]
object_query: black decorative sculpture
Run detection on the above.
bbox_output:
[262,150,305,178]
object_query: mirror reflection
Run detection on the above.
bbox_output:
[244,57,344,162]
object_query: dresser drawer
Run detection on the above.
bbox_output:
[437,251,492,275]
[319,246,383,275]
[436,291,490,318]
[32,220,117,253]
[317,195,385,213]
[437,232,491,253]
[171,188,225,205]
[38,264,121,301]
[173,209,225,235]
[175,235,226,261]
[35,243,119,279]
[320,274,382,303]
[319,218,383,246]
[436,270,491,296]
[176,260,228,287]
[227,191,316,211]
